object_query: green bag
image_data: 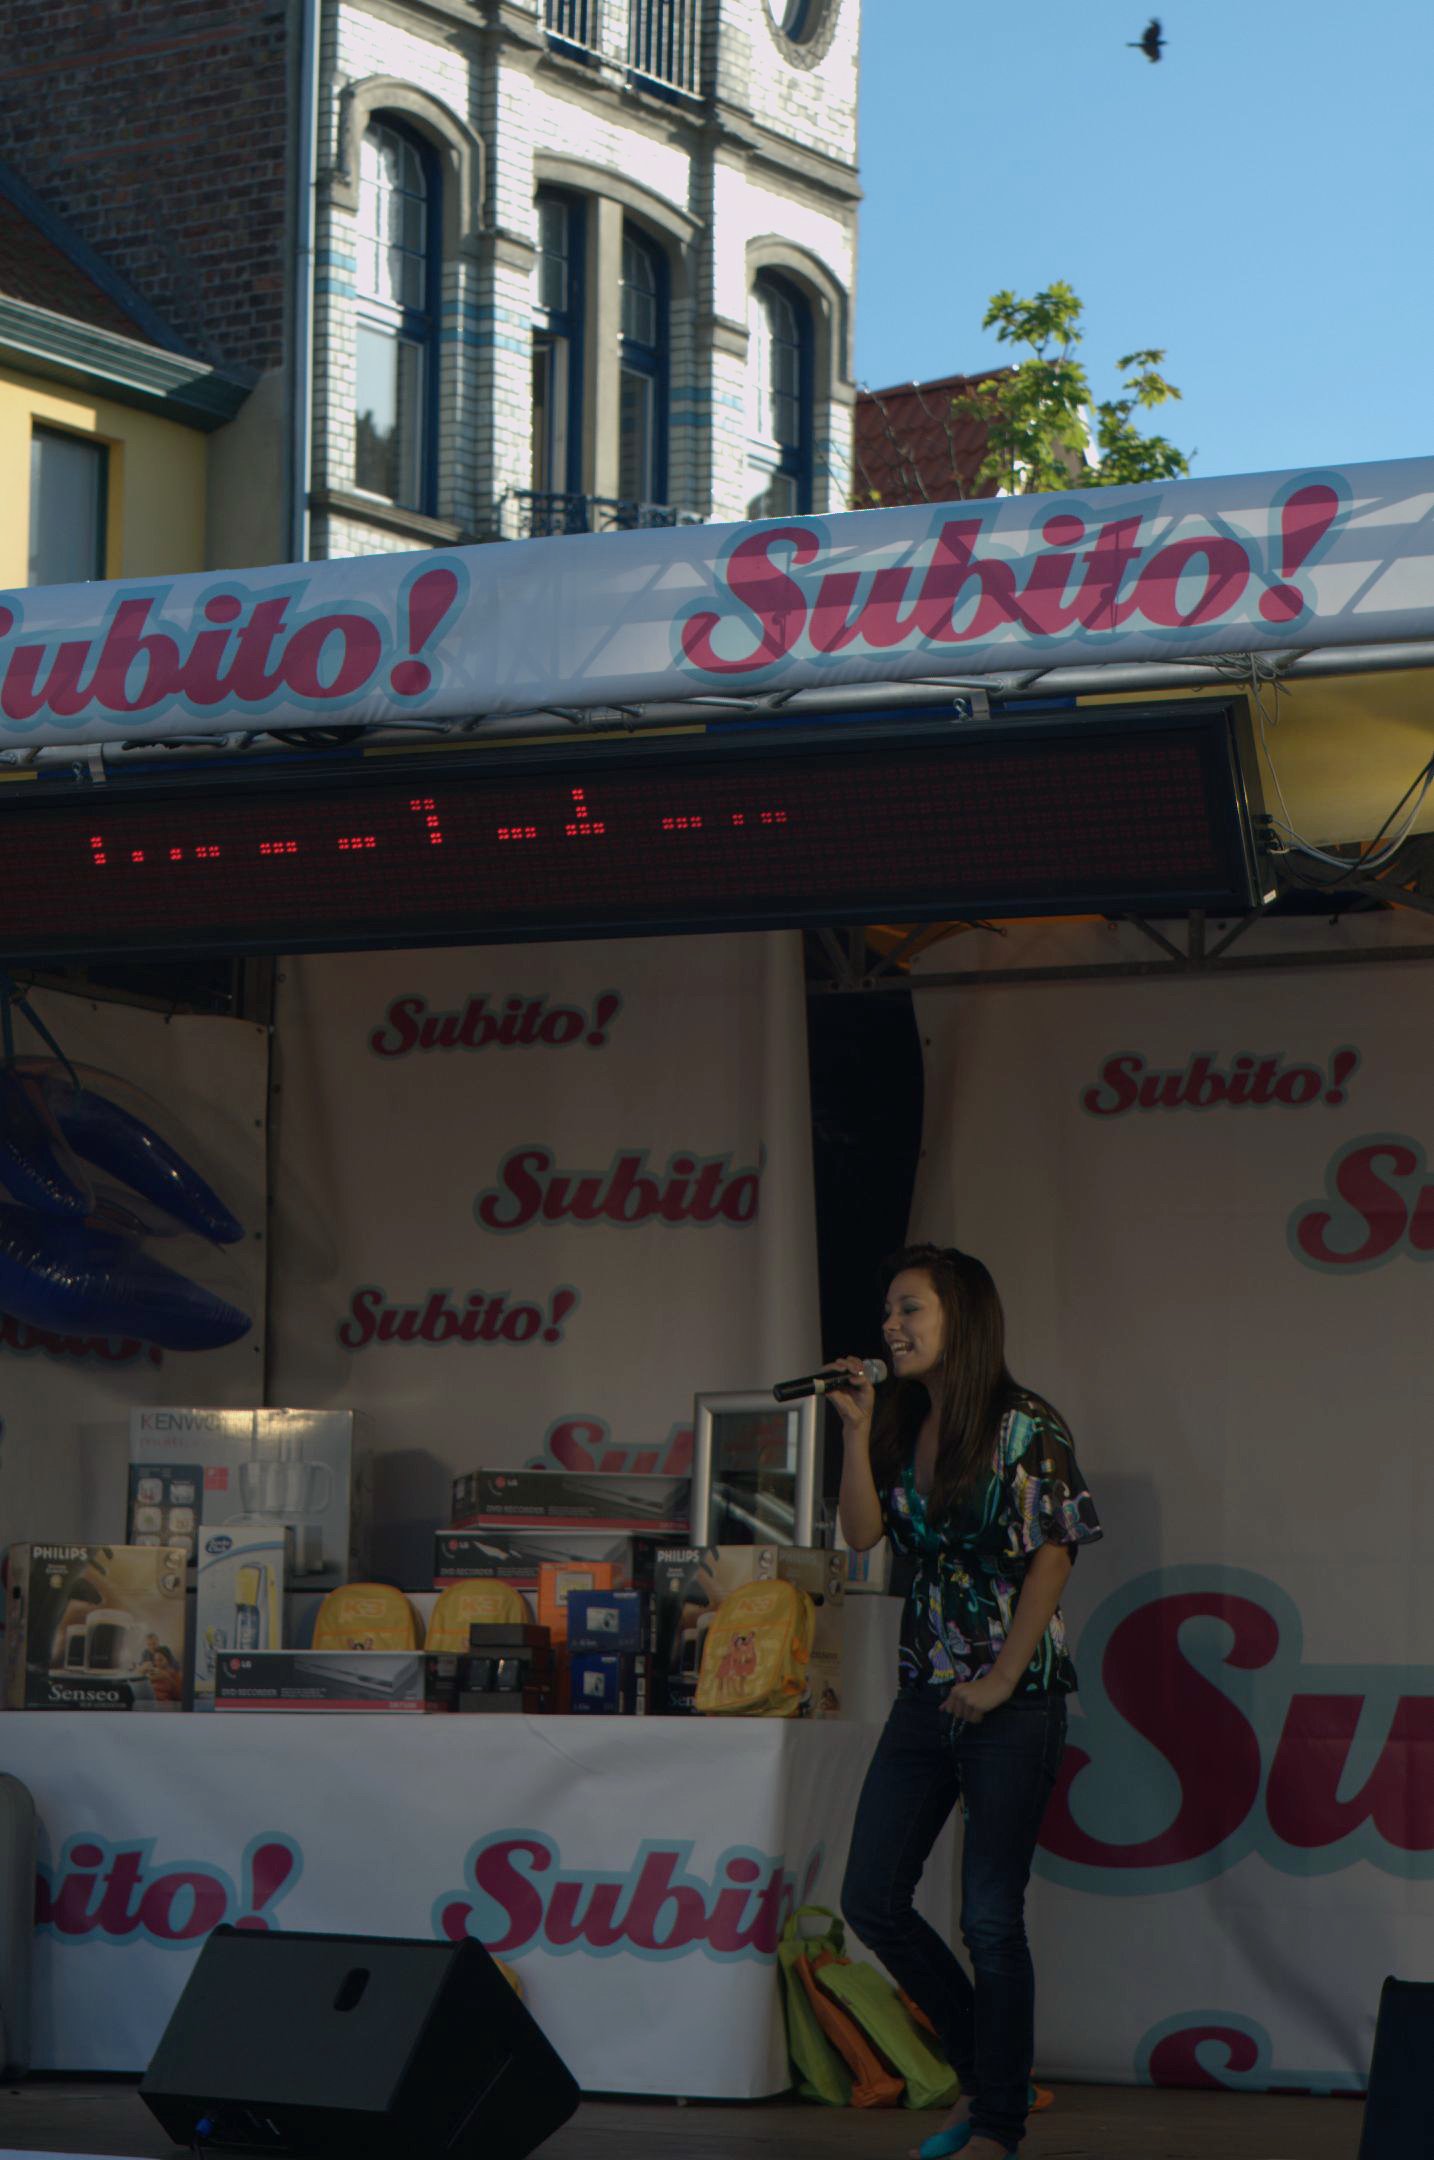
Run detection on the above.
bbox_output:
[814,1948,961,2111]
[777,1908,851,2106]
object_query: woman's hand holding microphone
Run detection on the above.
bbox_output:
[826,1356,879,1430]
[830,1356,886,1551]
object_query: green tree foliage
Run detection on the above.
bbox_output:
[951,281,1190,495]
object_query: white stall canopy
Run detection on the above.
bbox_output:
[1,456,1432,753]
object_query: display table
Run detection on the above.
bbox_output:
[3,1702,953,2096]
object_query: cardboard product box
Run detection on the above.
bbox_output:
[841,1540,894,1595]
[4,1544,188,1710]
[537,1561,619,1643]
[129,1408,365,1588]
[457,1688,549,1714]
[213,1650,452,1712]
[465,1623,552,1653]
[567,1590,647,1655]
[649,1546,845,1718]
[432,1529,635,1591]
[452,1470,689,1537]
[460,1623,553,1711]
[569,1651,649,1714]
[194,1526,287,1704]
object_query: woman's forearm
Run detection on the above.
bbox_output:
[988,1541,1073,1693]
[837,1420,885,1551]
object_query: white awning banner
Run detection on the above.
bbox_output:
[4,455,1433,749]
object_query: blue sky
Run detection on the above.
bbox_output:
[855,0,1433,479]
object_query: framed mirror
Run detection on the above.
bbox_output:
[690,1390,820,1546]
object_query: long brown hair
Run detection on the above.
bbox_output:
[868,1244,1020,1521]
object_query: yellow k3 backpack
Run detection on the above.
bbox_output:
[695,1578,814,1717]
[425,1578,529,1651]
[311,1583,420,1652]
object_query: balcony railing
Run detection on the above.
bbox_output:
[629,0,703,97]
[544,0,602,55]
[505,490,704,539]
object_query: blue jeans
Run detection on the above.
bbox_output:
[840,1689,1067,2152]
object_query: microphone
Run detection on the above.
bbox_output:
[772,1358,888,1403]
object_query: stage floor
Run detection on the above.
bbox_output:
[0,2079,1364,2159]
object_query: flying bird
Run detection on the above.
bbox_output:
[1129,17,1164,60]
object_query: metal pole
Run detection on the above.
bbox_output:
[288,0,321,567]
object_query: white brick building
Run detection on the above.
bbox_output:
[308,0,861,560]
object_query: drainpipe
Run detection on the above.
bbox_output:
[289,0,321,565]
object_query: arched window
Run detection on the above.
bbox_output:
[354,120,438,511]
[618,224,667,508]
[776,0,819,37]
[746,273,811,518]
[532,189,585,496]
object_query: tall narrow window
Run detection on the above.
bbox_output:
[532,190,584,497]
[745,274,811,519]
[29,427,106,585]
[355,120,437,512]
[618,225,666,509]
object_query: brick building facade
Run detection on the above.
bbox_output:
[311,0,861,559]
[1,0,860,574]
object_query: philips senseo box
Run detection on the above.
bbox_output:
[5,1545,188,1709]
[130,1409,362,1588]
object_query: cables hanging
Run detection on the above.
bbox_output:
[1244,660,1434,882]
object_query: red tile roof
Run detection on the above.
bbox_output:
[854,370,1009,509]
[0,191,158,341]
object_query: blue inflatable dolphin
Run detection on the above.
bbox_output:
[0,1206,252,1351]
[0,1033,252,1352]
[0,1068,92,1218]
[39,1076,244,1245]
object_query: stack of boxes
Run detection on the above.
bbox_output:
[4,1436,847,1718]
[4,1406,362,1714]
[434,1467,846,1718]
[567,1591,649,1714]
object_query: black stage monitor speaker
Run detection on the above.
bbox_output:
[1357,1976,1434,2159]
[139,1926,580,2159]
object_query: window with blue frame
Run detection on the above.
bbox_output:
[354,119,438,512]
[532,190,585,495]
[618,224,667,508]
[746,273,812,518]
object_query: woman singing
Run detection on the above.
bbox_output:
[833,1245,1101,2160]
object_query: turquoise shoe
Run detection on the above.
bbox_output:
[915,2127,972,2160]
[916,2083,1039,2158]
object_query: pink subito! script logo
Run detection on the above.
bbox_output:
[528,1414,693,1476]
[36,1833,300,1946]
[0,1316,162,1366]
[370,991,622,1057]
[1287,1132,1434,1270]
[435,1833,822,1961]
[1136,2013,1366,2097]
[1038,1567,1434,1894]
[338,1284,579,1348]
[677,483,1345,678]
[474,1145,762,1231]
[0,562,463,730]
[1082,1047,1360,1116]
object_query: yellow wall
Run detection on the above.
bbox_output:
[0,365,207,588]
[1087,676,1434,849]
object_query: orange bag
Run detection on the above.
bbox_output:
[794,1952,904,2108]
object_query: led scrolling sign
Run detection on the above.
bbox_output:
[0,705,1267,963]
